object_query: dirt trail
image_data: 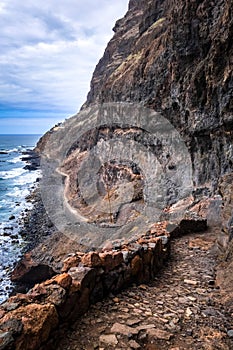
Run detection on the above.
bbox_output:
[55,229,233,350]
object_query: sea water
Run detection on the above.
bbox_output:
[0,134,41,303]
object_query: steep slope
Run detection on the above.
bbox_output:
[84,0,233,195]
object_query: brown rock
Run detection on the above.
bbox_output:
[81,252,102,267]
[129,340,141,349]
[184,279,198,286]
[99,334,118,346]
[70,280,81,293]
[99,251,123,272]
[145,345,160,350]
[0,309,6,319]
[68,266,97,291]
[147,328,173,340]
[110,322,138,335]
[58,285,90,321]
[61,255,81,272]
[1,303,58,350]
[131,255,143,276]
[137,324,155,331]
[53,273,72,289]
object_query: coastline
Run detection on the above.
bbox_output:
[0,137,43,303]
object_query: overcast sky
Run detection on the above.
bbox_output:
[0,0,128,134]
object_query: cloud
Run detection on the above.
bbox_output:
[0,0,128,132]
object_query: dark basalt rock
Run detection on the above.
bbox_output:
[84,0,233,195]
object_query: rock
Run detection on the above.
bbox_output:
[111,322,138,335]
[227,330,233,338]
[9,215,15,221]
[99,334,118,346]
[185,307,193,317]
[0,303,58,350]
[131,255,143,276]
[137,324,155,331]
[68,266,96,291]
[0,331,14,349]
[184,279,198,286]
[61,255,81,272]
[147,328,173,340]
[139,284,148,290]
[145,345,160,350]
[126,319,140,326]
[11,253,56,285]
[51,273,72,290]
[129,340,141,349]
[31,284,66,307]
[81,252,102,268]
[99,252,123,272]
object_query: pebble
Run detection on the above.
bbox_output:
[227,330,233,338]
[185,307,193,317]
[184,279,198,286]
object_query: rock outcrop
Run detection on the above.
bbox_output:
[84,0,232,196]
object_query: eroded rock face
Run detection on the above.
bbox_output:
[84,0,233,195]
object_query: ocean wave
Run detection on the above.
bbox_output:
[13,170,40,185]
[6,186,30,199]
[0,168,27,180]
[9,156,23,164]
[6,148,19,154]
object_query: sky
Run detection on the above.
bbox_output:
[0,0,129,134]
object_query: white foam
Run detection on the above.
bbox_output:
[7,186,29,198]
[0,168,26,180]
[13,170,40,185]
[10,156,23,164]
[7,148,18,153]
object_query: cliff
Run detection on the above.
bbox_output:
[84,0,232,194]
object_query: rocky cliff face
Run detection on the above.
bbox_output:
[84,0,233,197]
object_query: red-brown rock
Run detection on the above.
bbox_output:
[61,255,81,272]
[131,255,143,276]
[81,252,102,267]
[0,303,58,350]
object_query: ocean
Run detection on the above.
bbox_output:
[0,134,41,303]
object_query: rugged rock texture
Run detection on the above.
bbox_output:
[84,0,233,195]
[0,222,172,349]
[83,0,233,307]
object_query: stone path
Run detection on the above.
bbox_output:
[55,229,233,350]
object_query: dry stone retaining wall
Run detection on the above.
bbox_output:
[0,219,207,350]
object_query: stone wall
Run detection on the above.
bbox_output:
[0,223,170,350]
[0,219,207,350]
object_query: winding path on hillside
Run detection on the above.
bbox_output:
[54,229,233,350]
